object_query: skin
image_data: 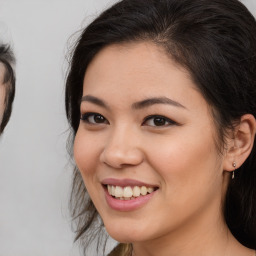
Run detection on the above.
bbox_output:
[0,63,6,126]
[74,42,255,256]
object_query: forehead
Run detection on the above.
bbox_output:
[85,41,190,79]
[84,42,191,91]
[82,42,204,108]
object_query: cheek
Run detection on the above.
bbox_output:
[141,132,223,233]
[73,129,108,215]
[145,128,221,198]
[73,130,103,201]
[73,130,100,178]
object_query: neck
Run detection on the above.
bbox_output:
[132,201,251,256]
[133,219,228,256]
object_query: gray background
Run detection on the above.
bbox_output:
[0,0,255,255]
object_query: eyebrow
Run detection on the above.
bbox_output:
[81,95,186,110]
[132,97,186,110]
[81,95,109,109]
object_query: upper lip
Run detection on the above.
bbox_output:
[101,178,158,188]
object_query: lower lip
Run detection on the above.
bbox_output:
[104,187,157,212]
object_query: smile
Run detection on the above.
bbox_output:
[102,179,159,211]
[107,185,155,200]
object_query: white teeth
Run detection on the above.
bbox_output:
[141,186,147,196]
[111,186,115,196]
[107,184,155,199]
[115,186,123,197]
[147,187,154,193]
[133,186,141,197]
[123,187,133,198]
[108,185,112,195]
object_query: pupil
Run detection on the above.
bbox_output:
[94,115,104,123]
[154,117,165,126]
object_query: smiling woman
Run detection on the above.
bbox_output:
[65,0,256,256]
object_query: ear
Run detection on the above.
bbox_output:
[223,114,256,172]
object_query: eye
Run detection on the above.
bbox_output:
[80,112,109,124]
[142,115,176,127]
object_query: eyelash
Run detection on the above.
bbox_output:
[80,112,109,124]
[80,113,177,127]
[142,115,177,127]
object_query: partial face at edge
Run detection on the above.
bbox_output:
[0,63,6,129]
[74,42,228,243]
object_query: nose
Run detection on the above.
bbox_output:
[100,127,144,169]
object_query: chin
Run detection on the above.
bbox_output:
[107,230,140,243]
[104,219,151,243]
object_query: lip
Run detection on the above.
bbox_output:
[101,178,158,212]
[104,187,157,212]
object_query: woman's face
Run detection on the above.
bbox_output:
[74,42,228,243]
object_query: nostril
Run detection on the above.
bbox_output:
[100,147,144,168]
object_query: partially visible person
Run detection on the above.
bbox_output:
[0,44,15,134]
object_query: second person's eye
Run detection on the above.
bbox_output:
[81,112,109,124]
[142,115,176,127]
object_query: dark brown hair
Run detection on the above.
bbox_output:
[65,0,256,254]
[0,44,15,134]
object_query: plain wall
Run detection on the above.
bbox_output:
[0,0,255,255]
[0,0,117,255]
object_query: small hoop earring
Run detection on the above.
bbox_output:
[232,162,236,179]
